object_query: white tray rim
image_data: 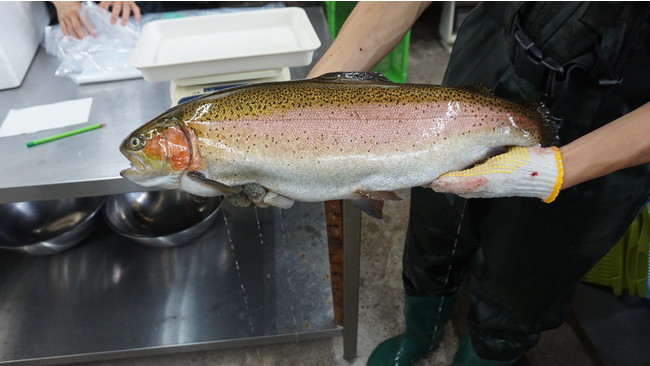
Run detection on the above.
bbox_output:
[129,7,321,69]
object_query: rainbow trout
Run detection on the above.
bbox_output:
[120,72,555,218]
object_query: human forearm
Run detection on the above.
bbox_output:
[307,1,430,78]
[560,101,650,189]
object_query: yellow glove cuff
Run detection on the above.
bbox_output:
[542,146,564,203]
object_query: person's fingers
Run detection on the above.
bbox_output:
[120,2,130,25]
[52,1,84,38]
[59,20,70,37]
[79,14,97,38]
[67,16,86,39]
[130,2,142,23]
[110,2,122,25]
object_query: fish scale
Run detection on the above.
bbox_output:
[120,72,556,218]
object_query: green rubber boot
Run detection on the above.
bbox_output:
[367,295,457,366]
[451,333,518,366]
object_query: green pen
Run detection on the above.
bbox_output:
[25,123,105,148]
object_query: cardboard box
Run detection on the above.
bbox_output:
[0,2,50,90]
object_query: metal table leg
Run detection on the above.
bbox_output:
[343,201,362,360]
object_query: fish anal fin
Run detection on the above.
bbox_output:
[351,198,384,219]
[354,190,402,201]
[316,72,391,83]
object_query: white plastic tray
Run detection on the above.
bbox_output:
[130,7,321,82]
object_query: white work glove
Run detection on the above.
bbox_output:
[430,146,564,203]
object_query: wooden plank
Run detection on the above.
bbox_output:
[324,200,344,326]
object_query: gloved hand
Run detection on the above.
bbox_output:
[430,146,564,203]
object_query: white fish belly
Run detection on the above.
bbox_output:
[210,133,532,202]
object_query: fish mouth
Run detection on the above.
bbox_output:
[121,151,147,174]
[119,148,180,190]
[120,151,159,183]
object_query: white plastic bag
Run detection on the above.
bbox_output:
[43,1,142,84]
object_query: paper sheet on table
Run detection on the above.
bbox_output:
[0,98,93,138]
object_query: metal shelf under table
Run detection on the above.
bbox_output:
[0,201,338,365]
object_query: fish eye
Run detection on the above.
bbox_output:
[129,134,146,150]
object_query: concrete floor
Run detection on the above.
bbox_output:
[75,4,596,366]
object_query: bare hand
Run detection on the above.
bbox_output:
[52,1,95,39]
[99,1,141,26]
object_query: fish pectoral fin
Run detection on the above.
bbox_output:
[353,190,402,201]
[351,198,385,219]
[315,72,391,84]
[181,171,242,196]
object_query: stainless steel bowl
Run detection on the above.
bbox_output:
[104,191,221,247]
[0,196,106,255]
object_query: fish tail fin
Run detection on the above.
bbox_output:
[518,100,560,147]
[459,84,559,146]
[535,102,561,146]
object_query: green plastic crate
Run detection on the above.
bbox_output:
[626,205,649,297]
[583,204,649,298]
[324,1,411,83]
[583,232,626,295]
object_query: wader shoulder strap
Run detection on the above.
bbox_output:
[509,13,568,100]
[490,3,650,101]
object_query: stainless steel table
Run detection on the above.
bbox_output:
[0,6,362,364]
[0,7,321,204]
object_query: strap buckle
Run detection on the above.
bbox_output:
[513,29,565,74]
[510,16,565,98]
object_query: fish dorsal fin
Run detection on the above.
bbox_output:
[315,72,392,83]
[458,84,494,95]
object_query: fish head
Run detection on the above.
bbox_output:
[119,113,201,190]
